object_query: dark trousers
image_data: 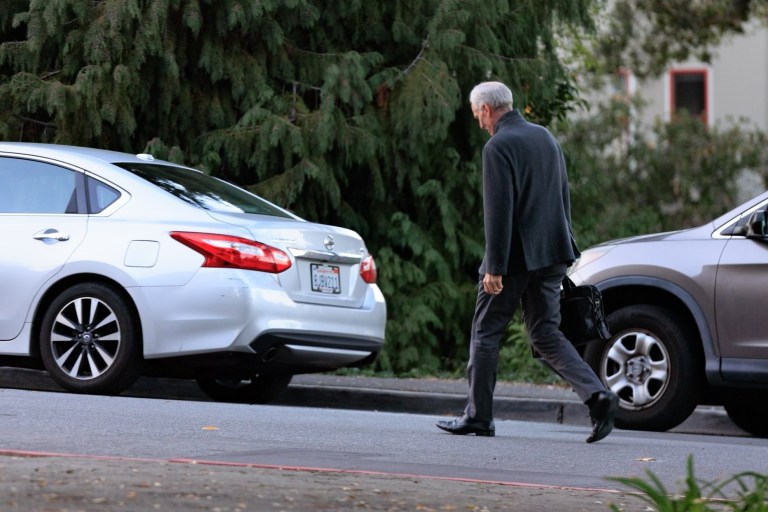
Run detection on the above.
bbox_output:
[464,263,605,422]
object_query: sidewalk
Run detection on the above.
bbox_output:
[0,368,748,437]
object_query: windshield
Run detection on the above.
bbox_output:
[117,163,291,218]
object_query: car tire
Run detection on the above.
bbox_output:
[196,374,293,404]
[723,391,768,437]
[39,282,143,395]
[583,304,704,432]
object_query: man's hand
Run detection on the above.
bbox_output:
[483,273,503,295]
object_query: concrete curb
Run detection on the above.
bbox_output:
[278,385,592,426]
[277,384,747,438]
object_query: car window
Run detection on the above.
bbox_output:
[116,163,292,218]
[86,176,121,214]
[0,157,78,214]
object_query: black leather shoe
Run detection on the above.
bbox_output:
[436,415,495,437]
[586,391,619,443]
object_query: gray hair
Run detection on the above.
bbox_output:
[469,81,514,110]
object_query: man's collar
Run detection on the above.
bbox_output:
[492,109,522,133]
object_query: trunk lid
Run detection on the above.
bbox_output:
[207,211,370,308]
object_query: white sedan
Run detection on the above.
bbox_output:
[0,143,386,403]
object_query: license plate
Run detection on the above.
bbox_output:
[311,264,341,294]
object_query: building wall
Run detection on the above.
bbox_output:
[711,24,768,131]
[616,23,768,202]
[635,22,768,132]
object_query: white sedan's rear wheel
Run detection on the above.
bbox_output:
[40,282,142,394]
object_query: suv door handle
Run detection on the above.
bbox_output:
[33,228,71,242]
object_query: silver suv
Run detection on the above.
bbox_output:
[569,190,768,437]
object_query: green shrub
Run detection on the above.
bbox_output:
[497,315,564,385]
[557,98,768,249]
[608,455,768,511]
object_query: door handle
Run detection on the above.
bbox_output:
[33,228,71,242]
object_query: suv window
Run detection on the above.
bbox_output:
[117,163,291,218]
[720,204,768,236]
[0,157,78,214]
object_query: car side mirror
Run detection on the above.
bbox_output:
[744,210,768,239]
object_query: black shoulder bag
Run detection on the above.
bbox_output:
[559,276,611,346]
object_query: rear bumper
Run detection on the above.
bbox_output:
[133,267,386,374]
[144,332,381,379]
[250,332,381,369]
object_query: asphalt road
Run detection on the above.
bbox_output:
[2,385,767,512]
[0,367,749,437]
[0,367,757,511]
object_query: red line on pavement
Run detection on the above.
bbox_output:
[0,449,623,495]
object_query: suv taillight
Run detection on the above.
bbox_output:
[360,254,377,284]
[171,232,291,273]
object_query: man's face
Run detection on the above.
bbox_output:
[471,102,494,135]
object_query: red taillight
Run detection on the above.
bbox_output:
[360,254,377,284]
[171,232,291,273]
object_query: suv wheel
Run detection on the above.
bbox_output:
[39,282,142,394]
[584,304,704,432]
[196,374,292,403]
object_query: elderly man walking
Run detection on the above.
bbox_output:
[436,81,618,443]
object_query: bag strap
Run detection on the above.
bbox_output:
[562,275,576,292]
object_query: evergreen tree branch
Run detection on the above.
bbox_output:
[11,113,55,128]
[0,0,601,375]
[396,35,429,83]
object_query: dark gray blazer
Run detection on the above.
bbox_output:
[479,109,580,275]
